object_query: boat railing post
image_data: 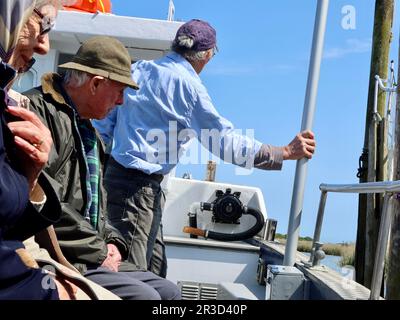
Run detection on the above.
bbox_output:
[370,193,393,300]
[307,190,328,266]
[283,0,330,267]
[373,77,383,122]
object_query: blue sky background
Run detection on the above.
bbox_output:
[112,0,399,243]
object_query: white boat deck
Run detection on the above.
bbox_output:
[21,8,379,301]
[257,239,375,300]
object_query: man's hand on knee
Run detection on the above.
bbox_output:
[100,244,122,272]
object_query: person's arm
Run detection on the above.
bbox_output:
[47,175,122,274]
[41,168,109,270]
[189,85,315,170]
[0,101,59,300]
[6,105,54,192]
[253,144,284,170]
[25,95,109,271]
[254,130,316,170]
[3,172,61,241]
[0,92,61,239]
[103,221,129,261]
[100,243,121,273]
[0,88,38,226]
[189,85,271,170]
[1,242,59,300]
[0,121,32,226]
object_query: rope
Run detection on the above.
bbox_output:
[98,0,106,13]
[88,0,105,13]
[357,148,368,179]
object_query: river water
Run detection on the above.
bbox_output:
[322,254,342,272]
[304,253,355,279]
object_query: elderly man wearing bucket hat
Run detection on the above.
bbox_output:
[93,20,316,278]
[23,36,181,300]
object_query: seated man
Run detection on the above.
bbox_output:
[23,35,180,300]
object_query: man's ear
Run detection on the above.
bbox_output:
[204,48,214,61]
[89,76,104,95]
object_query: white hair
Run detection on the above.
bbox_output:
[63,69,110,88]
[63,69,90,87]
[171,35,210,62]
[176,35,194,50]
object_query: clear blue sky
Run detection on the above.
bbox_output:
[112,0,399,243]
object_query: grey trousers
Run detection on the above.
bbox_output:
[84,267,180,300]
[104,157,167,278]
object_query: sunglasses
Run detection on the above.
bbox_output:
[212,46,219,57]
[33,8,55,36]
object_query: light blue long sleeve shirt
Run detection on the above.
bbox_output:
[92,52,263,175]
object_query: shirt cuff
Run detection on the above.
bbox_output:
[30,183,47,211]
[254,144,284,171]
[7,89,30,109]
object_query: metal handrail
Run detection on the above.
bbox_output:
[320,180,400,193]
[309,180,398,300]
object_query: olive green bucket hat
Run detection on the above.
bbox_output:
[59,36,139,90]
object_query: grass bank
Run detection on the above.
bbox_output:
[275,234,355,266]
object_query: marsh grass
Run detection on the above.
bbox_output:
[275,233,355,265]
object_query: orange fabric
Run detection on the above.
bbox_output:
[63,0,112,13]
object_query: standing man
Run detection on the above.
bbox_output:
[24,36,180,300]
[93,19,316,278]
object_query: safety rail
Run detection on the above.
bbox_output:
[307,180,400,300]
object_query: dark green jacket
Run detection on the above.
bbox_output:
[24,73,128,274]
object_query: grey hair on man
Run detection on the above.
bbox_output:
[63,69,91,87]
[172,36,211,61]
[171,19,217,62]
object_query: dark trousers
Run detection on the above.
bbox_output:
[104,157,167,278]
[84,267,180,300]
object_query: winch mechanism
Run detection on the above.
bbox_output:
[183,188,265,241]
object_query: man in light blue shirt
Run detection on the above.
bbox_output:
[93,19,316,278]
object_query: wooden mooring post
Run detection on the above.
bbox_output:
[386,37,400,300]
[356,0,394,288]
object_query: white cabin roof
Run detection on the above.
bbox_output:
[50,10,183,60]
[14,10,183,92]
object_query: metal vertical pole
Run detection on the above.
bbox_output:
[308,191,328,264]
[283,0,330,266]
[370,193,393,300]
